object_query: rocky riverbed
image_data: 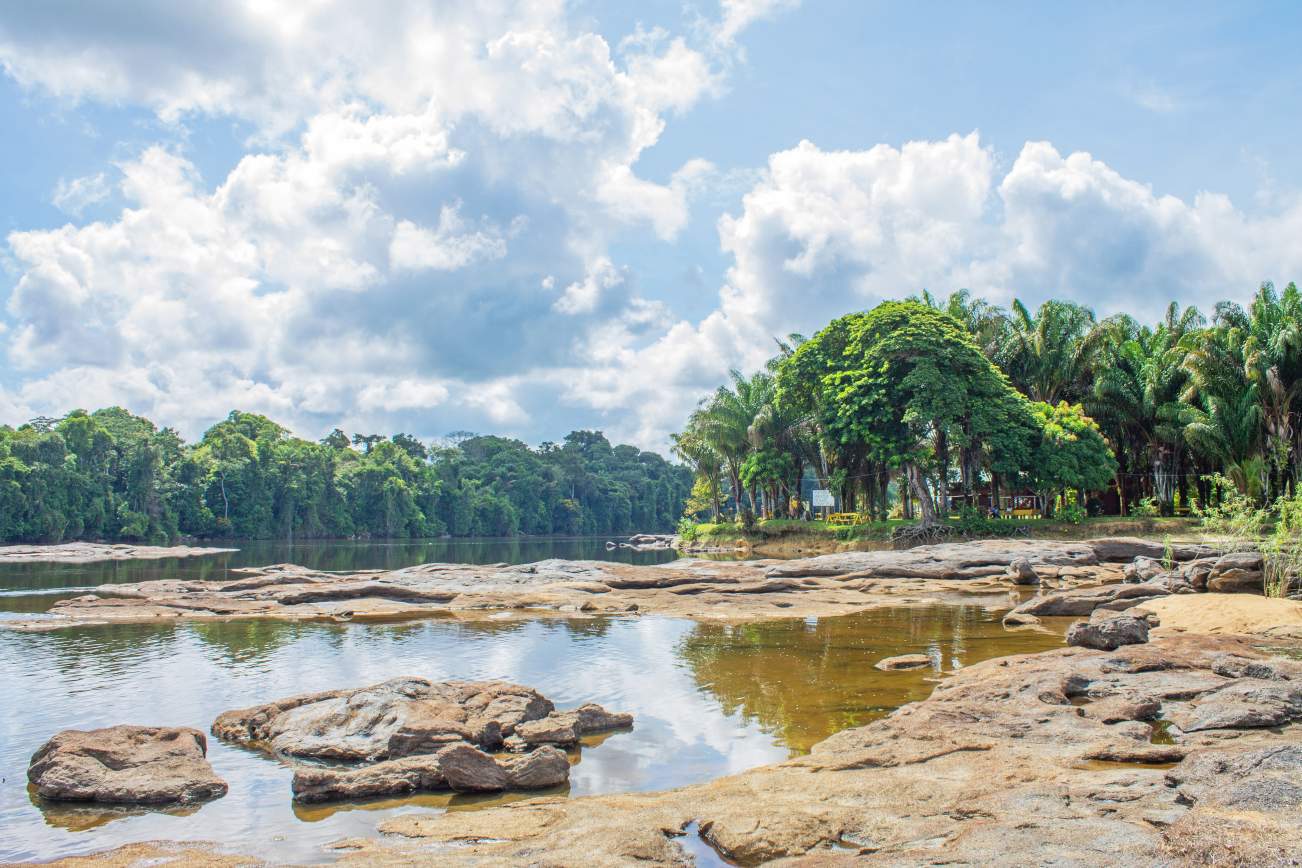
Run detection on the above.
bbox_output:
[4,537,1202,631]
[48,632,1302,866]
[0,542,237,565]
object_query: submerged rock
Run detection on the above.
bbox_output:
[28,726,227,805]
[874,654,932,671]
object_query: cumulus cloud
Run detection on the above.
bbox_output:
[3,4,1300,456]
[51,171,112,216]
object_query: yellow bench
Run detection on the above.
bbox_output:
[827,512,861,526]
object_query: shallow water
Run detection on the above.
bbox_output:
[0,541,1070,862]
[0,605,1069,862]
[0,537,683,616]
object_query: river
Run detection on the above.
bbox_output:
[0,539,1068,862]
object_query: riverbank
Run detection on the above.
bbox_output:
[49,631,1302,866]
[0,538,1188,632]
[0,543,238,565]
[679,516,1201,558]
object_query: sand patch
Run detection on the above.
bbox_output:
[1143,594,1302,638]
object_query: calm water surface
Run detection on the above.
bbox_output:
[0,542,1069,862]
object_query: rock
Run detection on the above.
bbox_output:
[1006,558,1039,585]
[874,654,932,671]
[1165,681,1302,732]
[502,746,570,789]
[291,744,572,803]
[515,703,634,746]
[1066,615,1150,650]
[1206,551,1265,593]
[1002,611,1041,627]
[1011,582,1171,618]
[767,539,1101,581]
[1124,556,1165,583]
[28,726,227,805]
[1078,696,1161,723]
[359,636,1302,866]
[1166,744,1302,812]
[292,755,446,803]
[1085,537,1216,562]
[435,743,510,792]
[212,678,556,760]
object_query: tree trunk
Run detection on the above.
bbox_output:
[906,463,938,524]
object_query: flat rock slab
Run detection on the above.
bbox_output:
[0,542,237,564]
[2,537,1217,630]
[28,726,227,805]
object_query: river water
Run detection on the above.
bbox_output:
[0,539,1068,862]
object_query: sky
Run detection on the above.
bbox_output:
[2,0,1301,452]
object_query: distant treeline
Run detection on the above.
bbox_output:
[0,408,691,543]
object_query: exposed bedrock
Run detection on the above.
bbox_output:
[329,636,1302,866]
[28,726,228,806]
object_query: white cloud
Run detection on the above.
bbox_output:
[51,172,111,216]
[389,205,510,272]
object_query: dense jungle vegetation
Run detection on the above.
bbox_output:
[0,412,690,543]
[675,282,1302,524]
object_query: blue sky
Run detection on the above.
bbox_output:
[2,1,1300,449]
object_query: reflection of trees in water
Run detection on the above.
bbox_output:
[19,622,181,678]
[677,607,1061,753]
[188,619,316,665]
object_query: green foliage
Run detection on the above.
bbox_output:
[1025,402,1118,503]
[0,411,690,543]
[1128,496,1161,518]
[1059,501,1087,525]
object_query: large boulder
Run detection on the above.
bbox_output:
[290,744,570,802]
[212,678,558,760]
[1123,556,1165,583]
[1085,537,1216,563]
[1206,551,1265,594]
[28,726,228,805]
[1066,614,1150,651]
[1010,582,1170,618]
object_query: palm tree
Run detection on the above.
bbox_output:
[687,370,774,521]
[999,299,1106,404]
[1213,282,1302,498]
[671,429,723,521]
[1182,320,1266,500]
[1092,303,1204,513]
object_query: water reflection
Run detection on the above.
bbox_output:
[0,607,1064,862]
[678,605,1072,752]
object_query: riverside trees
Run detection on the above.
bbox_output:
[0,410,689,543]
[676,284,1302,522]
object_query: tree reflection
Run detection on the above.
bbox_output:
[677,606,1065,752]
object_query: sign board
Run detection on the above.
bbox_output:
[811,489,834,508]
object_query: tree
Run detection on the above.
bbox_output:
[1025,402,1118,516]
[778,301,1039,524]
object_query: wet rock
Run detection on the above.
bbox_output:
[1067,615,1150,651]
[28,726,227,805]
[1006,558,1039,585]
[212,678,555,760]
[1002,611,1041,627]
[874,654,932,671]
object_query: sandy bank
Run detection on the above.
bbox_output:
[1143,593,1302,640]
